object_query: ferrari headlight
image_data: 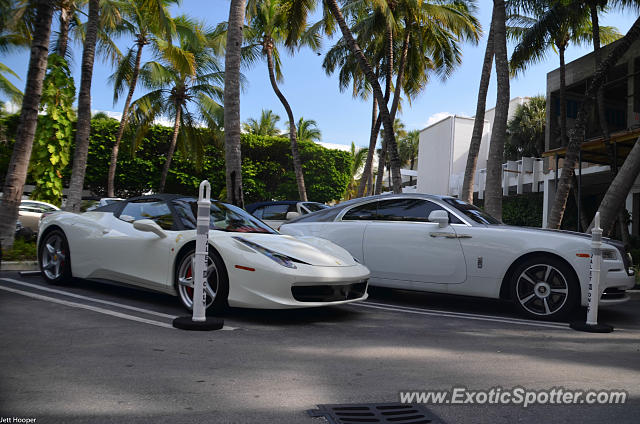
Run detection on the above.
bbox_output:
[232,236,300,269]
[602,249,617,260]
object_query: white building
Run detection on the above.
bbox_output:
[416,97,530,196]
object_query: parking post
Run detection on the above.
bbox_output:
[172,180,224,331]
[570,212,613,333]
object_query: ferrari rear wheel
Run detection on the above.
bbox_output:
[510,256,579,320]
[175,248,228,314]
[39,229,72,285]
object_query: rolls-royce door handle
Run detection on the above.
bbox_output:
[429,232,457,238]
[429,232,472,239]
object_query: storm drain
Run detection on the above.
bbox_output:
[307,402,444,424]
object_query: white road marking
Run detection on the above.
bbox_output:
[0,278,237,331]
[2,278,177,318]
[0,284,175,329]
[353,301,570,330]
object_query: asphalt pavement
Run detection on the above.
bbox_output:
[0,271,639,423]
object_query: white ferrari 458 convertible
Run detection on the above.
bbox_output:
[37,194,370,312]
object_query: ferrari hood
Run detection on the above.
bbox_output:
[228,233,357,267]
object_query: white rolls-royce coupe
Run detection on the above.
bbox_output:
[37,194,370,312]
[280,194,635,320]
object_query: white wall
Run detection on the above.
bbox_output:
[451,117,475,176]
[417,117,453,195]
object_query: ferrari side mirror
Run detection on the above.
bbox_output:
[133,219,167,238]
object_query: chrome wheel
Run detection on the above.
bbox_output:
[177,253,218,310]
[515,264,569,316]
[41,233,67,280]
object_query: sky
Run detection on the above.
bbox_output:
[1,1,638,150]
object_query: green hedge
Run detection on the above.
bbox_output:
[0,115,352,204]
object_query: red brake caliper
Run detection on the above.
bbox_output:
[186,266,193,297]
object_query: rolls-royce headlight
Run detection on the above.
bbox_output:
[232,236,304,269]
[602,249,617,260]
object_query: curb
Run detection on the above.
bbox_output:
[0,261,39,271]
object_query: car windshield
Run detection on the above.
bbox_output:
[173,198,276,234]
[303,202,328,212]
[442,198,502,225]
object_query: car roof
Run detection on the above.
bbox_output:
[245,200,301,213]
[286,193,456,224]
[92,193,240,213]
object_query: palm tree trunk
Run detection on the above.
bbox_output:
[357,94,379,197]
[159,107,181,193]
[484,0,509,220]
[265,47,307,201]
[56,2,72,58]
[591,137,640,235]
[107,39,145,197]
[559,45,568,146]
[589,4,629,242]
[547,16,640,229]
[375,139,387,195]
[409,157,415,185]
[325,0,402,194]
[224,0,246,207]
[0,0,54,248]
[389,26,411,122]
[461,7,495,204]
[65,0,99,213]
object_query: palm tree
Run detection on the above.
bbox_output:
[461,6,495,204]
[398,129,419,185]
[484,0,509,220]
[244,0,319,201]
[0,0,55,247]
[106,0,178,197]
[504,96,546,160]
[129,19,224,193]
[65,0,100,213]
[0,0,32,104]
[224,0,247,207]
[375,118,406,193]
[547,16,640,230]
[242,109,281,136]
[322,0,480,197]
[344,142,369,199]
[294,117,321,143]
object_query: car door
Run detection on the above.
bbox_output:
[19,202,46,231]
[361,198,467,289]
[98,199,176,290]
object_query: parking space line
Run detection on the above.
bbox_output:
[0,278,177,318]
[0,284,175,329]
[353,301,570,330]
[0,278,238,331]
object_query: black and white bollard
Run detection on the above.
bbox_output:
[570,212,613,333]
[173,180,224,331]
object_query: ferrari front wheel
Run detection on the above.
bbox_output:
[175,248,228,314]
[38,229,72,285]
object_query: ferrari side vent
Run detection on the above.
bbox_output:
[307,402,444,424]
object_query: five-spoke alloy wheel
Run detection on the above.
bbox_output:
[175,248,228,314]
[38,229,72,284]
[510,256,578,320]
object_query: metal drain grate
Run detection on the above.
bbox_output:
[307,402,444,424]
